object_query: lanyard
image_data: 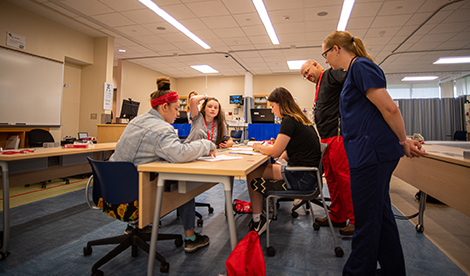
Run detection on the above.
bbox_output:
[204,118,215,142]
[314,70,325,104]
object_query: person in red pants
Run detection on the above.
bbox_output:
[300,59,355,235]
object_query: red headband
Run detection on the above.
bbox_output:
[151,91,179,108]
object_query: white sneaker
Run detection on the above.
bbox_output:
[293,199,303,206]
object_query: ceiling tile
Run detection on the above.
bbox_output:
[92,13,135,27]
[200,15,239,29]
[62,0,113,16]
[185,1,230,18]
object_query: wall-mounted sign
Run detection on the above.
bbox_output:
[103,82,114,110]
[6,32,26,50]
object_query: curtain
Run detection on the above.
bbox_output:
[397,97,466,141]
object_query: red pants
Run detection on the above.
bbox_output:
[321,136,354,224]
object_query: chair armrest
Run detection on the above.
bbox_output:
[284,167,319,172]
[85,175,100,210]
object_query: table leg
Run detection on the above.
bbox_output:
[0,161,10,260]
[416,192,427,233]
[221,176,236,249]
[147,176,164,276]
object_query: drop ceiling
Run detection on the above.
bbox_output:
[9,0,470,85]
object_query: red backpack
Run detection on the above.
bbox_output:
[233,199,252,214]
[226,230,266,276]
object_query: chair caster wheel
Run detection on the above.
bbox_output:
[291,211,299,218]
[83,246,92,256]
[160,262,170,273]
[416,224,424,233]
[208,207,214,214]
[197,219,203,227]
[0,251,10,260]
[91,269,104,276]
[175,236,183,247]
[335,246,344,257]
[313,222,320,231]
[267,246,276,257]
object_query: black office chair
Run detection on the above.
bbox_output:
[453,131,467,141]
[84,157,183,275]
[263,143,343,257]
[28,129,69,188]
[28,129,54,147]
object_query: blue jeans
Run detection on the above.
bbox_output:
[177,199,195,231]
[281,165,318,191]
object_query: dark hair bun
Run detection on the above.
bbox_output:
[156,77,170,90]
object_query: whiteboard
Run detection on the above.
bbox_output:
[0,46,63,127]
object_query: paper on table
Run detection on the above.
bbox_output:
[229,150,263,155]
[197,154,243,162]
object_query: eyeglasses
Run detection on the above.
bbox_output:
[322,46,334,59]
[302,64,313,81]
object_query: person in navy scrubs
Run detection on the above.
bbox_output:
[322,30,427,276]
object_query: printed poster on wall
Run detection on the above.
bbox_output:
[103,82,113,110]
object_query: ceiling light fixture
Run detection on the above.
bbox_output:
[118,49,126,53]
[138,0,210,49]
[191,65,219,74]
[401,76,438,81]
[433,56,470,64]
[287,60,306,70]
[252,0,280,45]
[337,0,356,31]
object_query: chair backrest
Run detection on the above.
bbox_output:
[231,130,243,139]
[29,129,54,147]
[453,131,467,141]
[87,157,139,205]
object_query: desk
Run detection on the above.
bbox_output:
[138,153,269,276]
[393,144,470,231]
[0,143,116,259]
[96,124,126,143]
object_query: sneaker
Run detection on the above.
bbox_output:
[293,199,303,206]
[262,199,274,214]
[124,224,152,235]
[184,233,210,253]
[315,217,347,228]
[339,223,355,235]
[249,215,268,235]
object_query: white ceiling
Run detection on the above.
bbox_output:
[9,0,470,85]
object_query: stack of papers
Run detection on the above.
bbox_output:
[197,155,243,162]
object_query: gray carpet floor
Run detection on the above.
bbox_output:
[0,179,466,276]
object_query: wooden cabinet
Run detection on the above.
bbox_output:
[96,124,126,143]
[253,95,270,109]
[0,127,49,148]
[178,96,188,111]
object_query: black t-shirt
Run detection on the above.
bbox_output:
[279,116,321,167]
[314,68,346,139]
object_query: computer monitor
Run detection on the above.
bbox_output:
[119,99,140,121]
[229,95,244,105]
[251,108,274,124]
[78,132,88,139]
[174,111,189,124]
